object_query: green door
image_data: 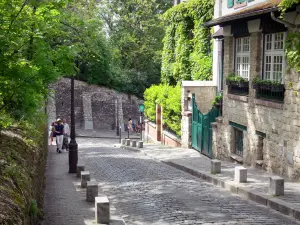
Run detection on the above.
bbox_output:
[192,94,219,158]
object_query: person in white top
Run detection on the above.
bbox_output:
[62,119,70,151]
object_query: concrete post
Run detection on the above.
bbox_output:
[234,166,247,183]
[131,140,137,147]
[126,139,130,146]
[269,176,284,196]
[211,160,221,174]
[76,164,85,178]
[121,139,126,145]
[137,141,143,148]
[95,196,110,224]
[86,181,98,202]
[81,171,90,188]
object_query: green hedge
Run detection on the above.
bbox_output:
[144,84,181,136]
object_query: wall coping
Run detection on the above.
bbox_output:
[145,120,157,128]
[254,98,283,110]
[228,94,248,102]
[182,80,215,87]
[163,130,182,144]
[182,111,192,116]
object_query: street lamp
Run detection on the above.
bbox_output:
[69,75,78,173]
[139,103,144,140]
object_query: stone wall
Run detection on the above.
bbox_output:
[213,31,300,179]
[181,81,217,148]
[50,78,142,131]
[162,131,182,147]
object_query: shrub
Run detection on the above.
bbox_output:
[144,84,181,136]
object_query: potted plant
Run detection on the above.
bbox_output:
[212,93,223,109]
[259,80,272,91]
[226,73,248,88]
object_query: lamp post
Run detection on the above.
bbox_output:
[69,75,78,173]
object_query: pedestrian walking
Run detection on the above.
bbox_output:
[49,121,57,145]
[128,118,133,133]
[55,118,64,153]
[62,119,70,151]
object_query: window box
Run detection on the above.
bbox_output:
[252,76,285,102]
[226,80,249,95]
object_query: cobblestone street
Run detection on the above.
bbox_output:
[74,138,300,225]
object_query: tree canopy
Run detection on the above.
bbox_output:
[0,0,107,126]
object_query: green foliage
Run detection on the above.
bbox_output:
[252,76,283,86]
[0,0,108,123]
[212,93,223,107]
[144,84,181,136]
[226,74,246,82]
[279,0,300,72]
[99,0,173,97]
[161,0,214,83]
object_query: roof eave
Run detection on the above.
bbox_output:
[203,7,279,27]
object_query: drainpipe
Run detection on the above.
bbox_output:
[270,11,296,29]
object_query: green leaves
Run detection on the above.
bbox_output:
[144,84,181,136]
[161,0,214,83]
[279,0,300,72]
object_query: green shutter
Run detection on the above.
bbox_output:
[228,0,234,8]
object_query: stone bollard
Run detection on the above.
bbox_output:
[126,139,131,146]
[95,196,110,224]
[121,139,126,145]
[234,166,247,183]
[269,176,284,196]
[131,140,137,147]
[211,160,221,174]
[77,164,85,178]
[81,171,90,188]
[137,141,143,148]
[86,181,98,202]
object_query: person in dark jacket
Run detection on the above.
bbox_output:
[55,118,64,153]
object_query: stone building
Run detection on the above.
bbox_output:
[204,0,300,179]
[48,78,142,131]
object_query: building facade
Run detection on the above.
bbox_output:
[205,0,300,179]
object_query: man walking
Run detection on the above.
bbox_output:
[55,118,64,153]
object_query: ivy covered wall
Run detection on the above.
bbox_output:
[161,0,214,84]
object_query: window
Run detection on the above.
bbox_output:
[235,37,250,80]
[234,128,244,157]
[264,32,285,82]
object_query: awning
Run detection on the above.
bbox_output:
[204,0,281,27]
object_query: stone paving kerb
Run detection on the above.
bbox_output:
[120,142,300,221]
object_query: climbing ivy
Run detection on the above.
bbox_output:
[279,0,300,71]
[161,0,214,84]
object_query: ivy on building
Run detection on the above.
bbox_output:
[161,0,214,84]
[279,0,300,72]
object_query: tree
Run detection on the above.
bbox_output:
[0,0,107,125]
[98,0,173,97]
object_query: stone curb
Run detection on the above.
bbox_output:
[120,144,300,221]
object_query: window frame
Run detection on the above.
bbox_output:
[235,36,250,80]
[263,32,286,83]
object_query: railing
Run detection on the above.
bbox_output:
[227,81,249,95]
[254,84,285,102]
